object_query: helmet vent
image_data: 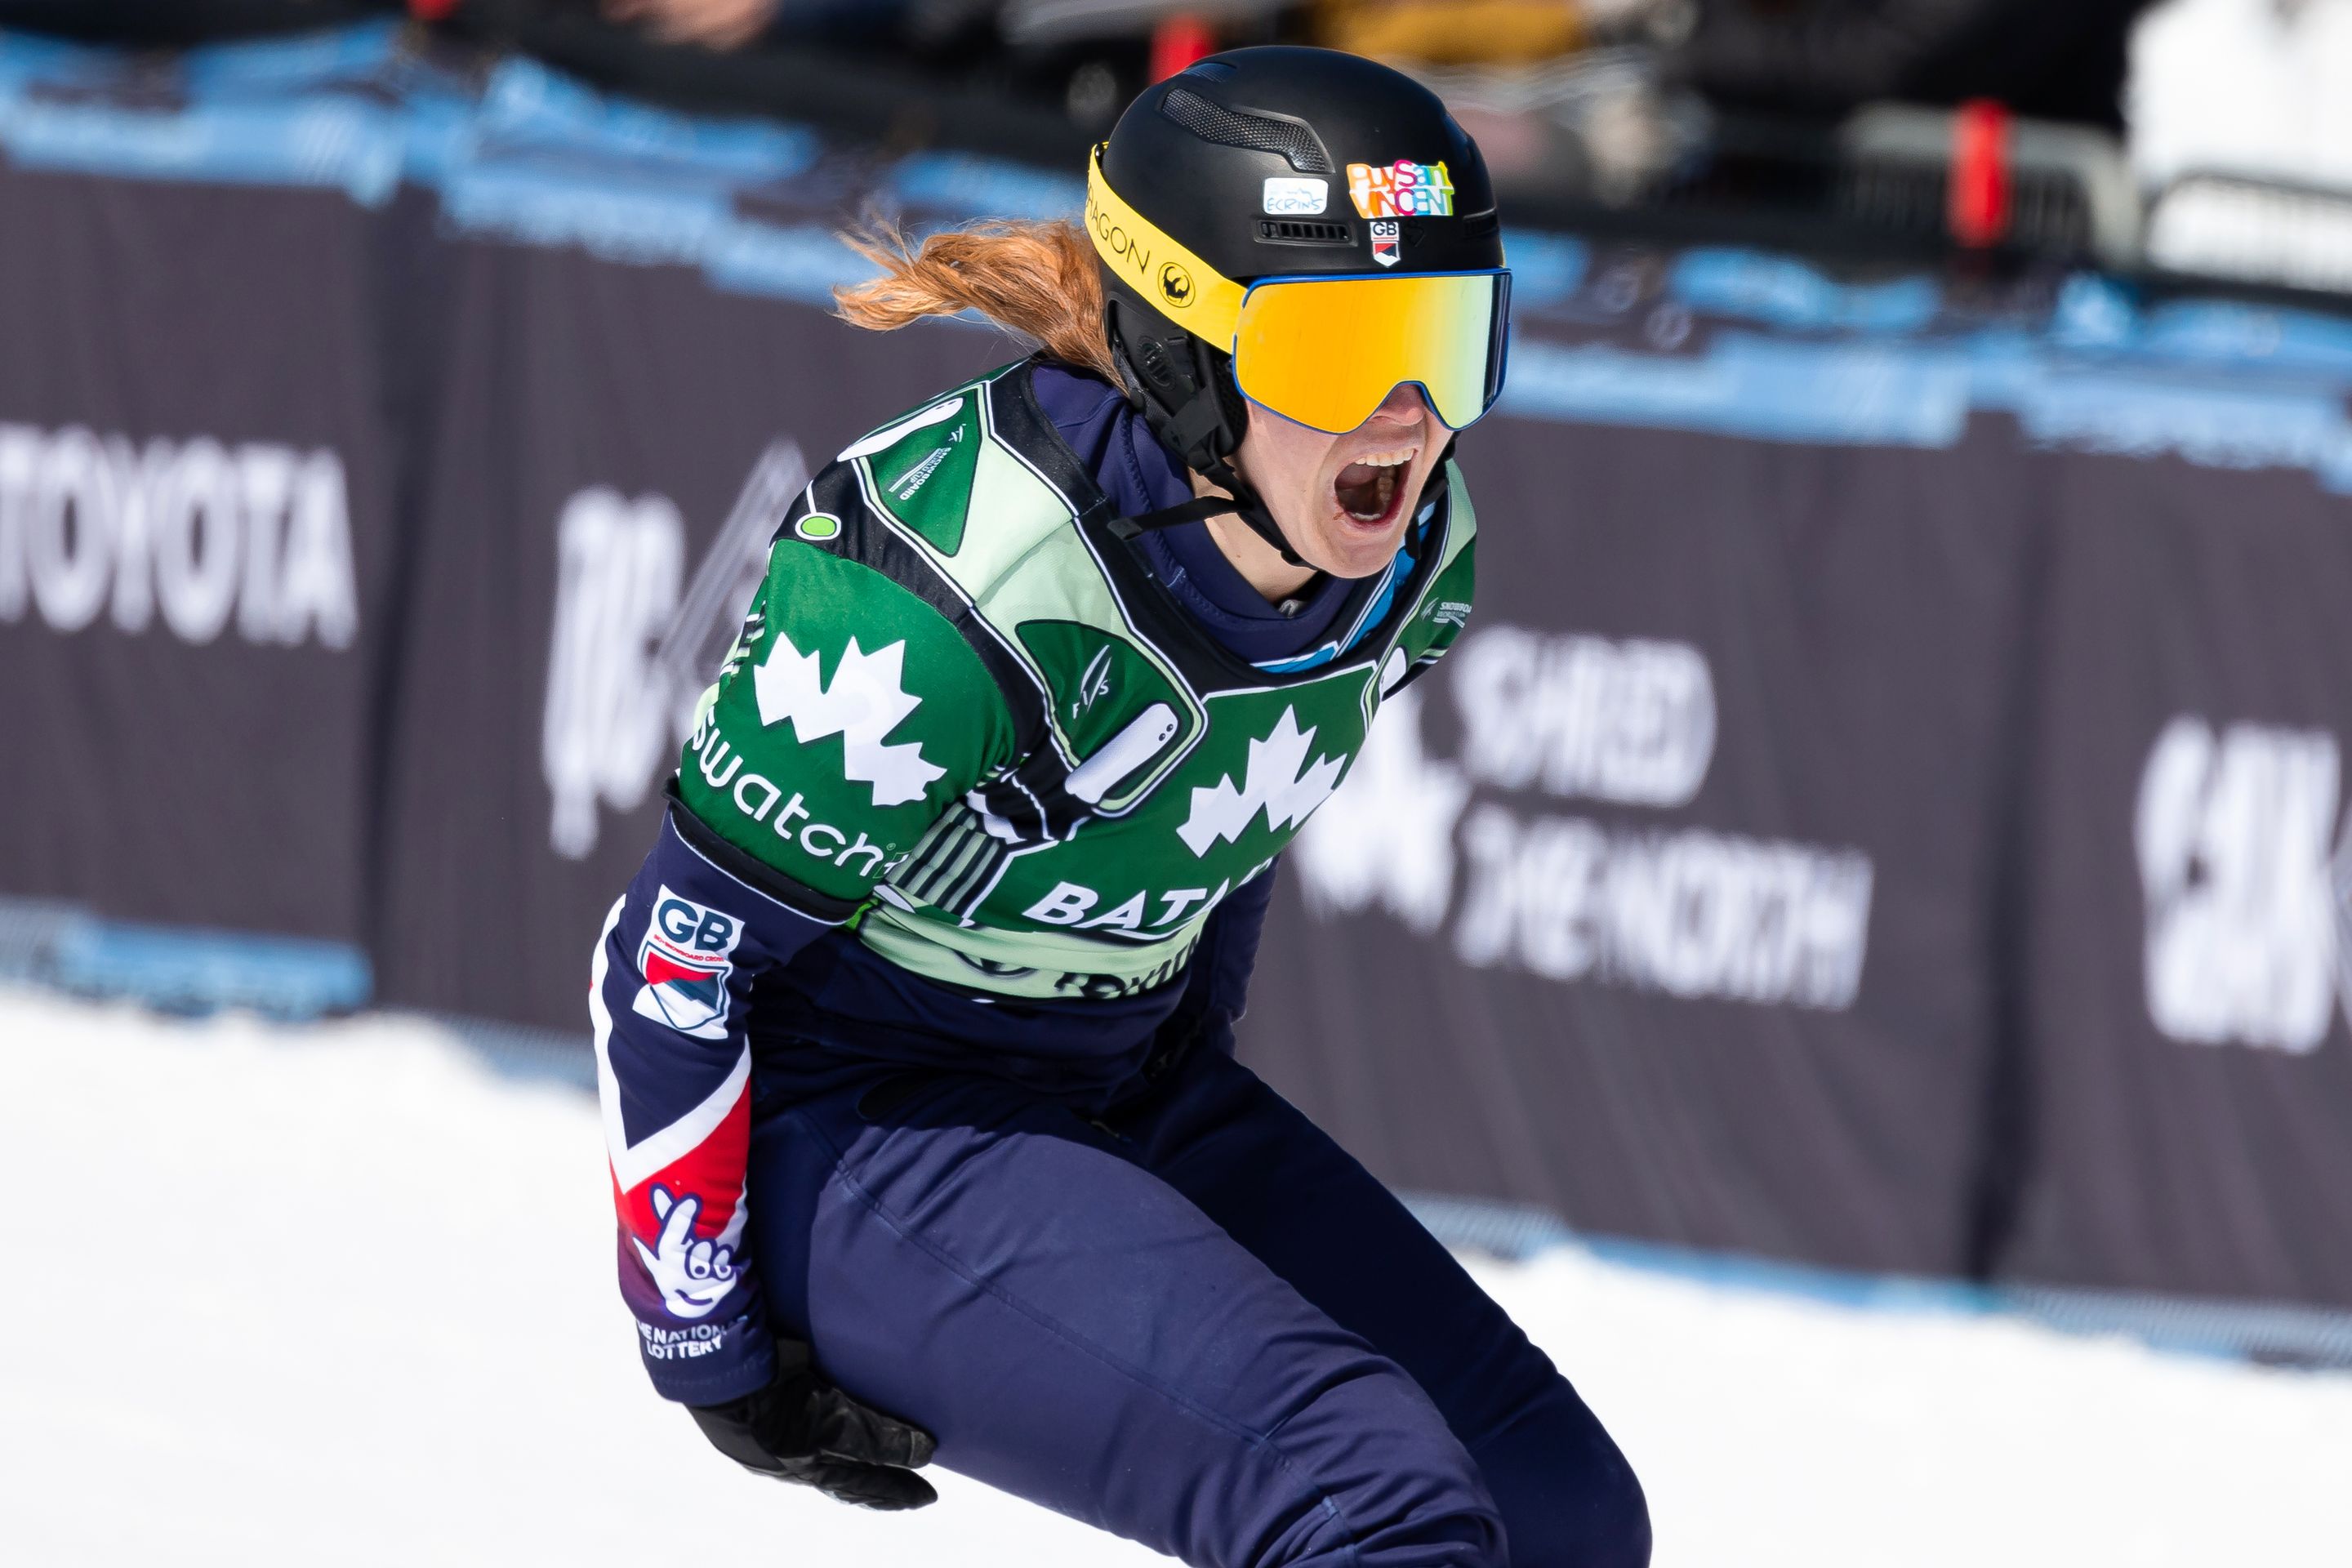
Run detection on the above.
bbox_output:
[1256,219,1353,247]
[1160,87,1334,174]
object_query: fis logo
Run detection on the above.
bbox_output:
[1072,645,1115,719]
[632,887,743,1039]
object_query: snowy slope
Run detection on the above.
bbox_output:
[2,988,2347,1567]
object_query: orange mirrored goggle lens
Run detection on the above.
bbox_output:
[1231,271,1509,434]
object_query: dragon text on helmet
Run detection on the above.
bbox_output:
[1088,187,1156,287]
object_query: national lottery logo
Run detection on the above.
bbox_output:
[631,886,743,1040]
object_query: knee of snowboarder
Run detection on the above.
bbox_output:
[1568,1446,1651,1568]
[1298,1431,1508,1567]
[1460,1374,1650,1568]
[1274,1463,1506,1568]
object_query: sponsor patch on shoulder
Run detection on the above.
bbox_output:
[632,885,743,1039]
[1263,176,1329,216]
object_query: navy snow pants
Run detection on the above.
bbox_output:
[744,1040,1650,1568]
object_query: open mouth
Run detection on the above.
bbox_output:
[1332,445,1419,529]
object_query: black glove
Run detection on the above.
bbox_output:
[688,1341,938,1510]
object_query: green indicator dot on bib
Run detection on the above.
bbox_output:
[796,513,841,541]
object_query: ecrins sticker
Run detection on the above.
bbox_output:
[1263,176,1329,215]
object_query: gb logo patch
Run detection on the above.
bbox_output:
[632,887,743,1040]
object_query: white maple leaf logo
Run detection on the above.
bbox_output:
[1178,706,1350,857]
[752,631,945,807]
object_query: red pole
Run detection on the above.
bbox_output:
[1150,14,1218,82]
[1949,99,2012,248]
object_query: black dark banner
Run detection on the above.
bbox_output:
[0,165,397,946]
[7,102,2352,1309]
[1243,421,2037,1278]
[1996,450,2352,1306]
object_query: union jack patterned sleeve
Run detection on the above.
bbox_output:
[590,793,855,1404]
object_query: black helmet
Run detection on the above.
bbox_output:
[1087,47,1504,563]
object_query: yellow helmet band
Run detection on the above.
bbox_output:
[1085,148,1247,345]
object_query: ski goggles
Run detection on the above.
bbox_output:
[1086,151,1512,434]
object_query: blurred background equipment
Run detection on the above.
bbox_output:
[26,0,2328,261]
[2132,0,2352,291]
[1666,0,2153,129]
[7,0,2352,1524]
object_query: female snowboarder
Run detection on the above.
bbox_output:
[593,45,1649,1568]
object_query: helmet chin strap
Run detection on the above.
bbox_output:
[1105,296,1307,568]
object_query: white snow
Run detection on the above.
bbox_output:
[2,987,2349,1566]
